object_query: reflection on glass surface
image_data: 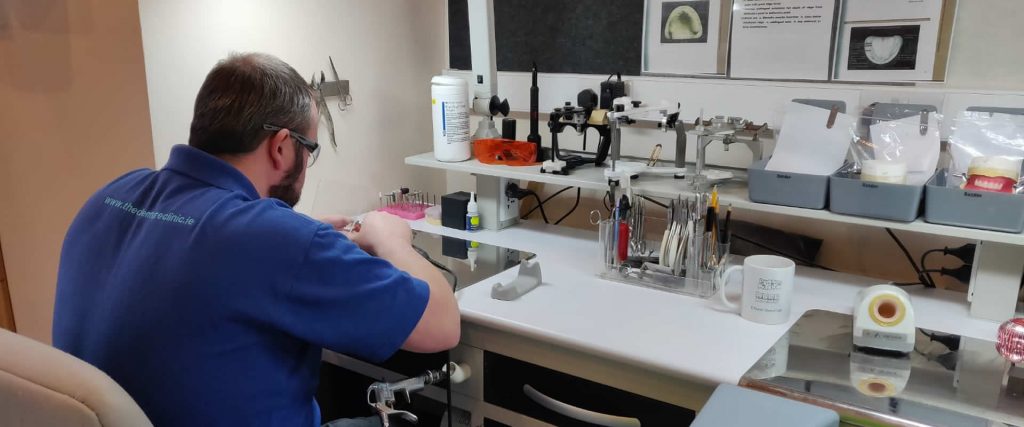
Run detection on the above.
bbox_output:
[410,231,535,291]
[740,310,1024,427]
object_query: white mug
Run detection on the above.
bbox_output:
[718,255,796,324]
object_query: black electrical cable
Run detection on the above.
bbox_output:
[532,133,588,225]
[920,248,943,288]
[526,192,550,224]
[731,233,836,271]
[412,245,456,427]
[555,188,581,225]
[892,282,925,287]
[445,364,453,427]
[885,228,934,288]
[520,186,573,220]
[639,195,669,209]
[920,329,961,351]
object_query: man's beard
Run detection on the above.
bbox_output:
[268,145,304,207]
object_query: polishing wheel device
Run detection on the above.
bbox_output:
[853,284,915,353]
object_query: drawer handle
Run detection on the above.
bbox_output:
[522,384,642,427]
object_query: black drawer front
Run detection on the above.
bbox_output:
[483,352,695,426]
[376,350,450,378]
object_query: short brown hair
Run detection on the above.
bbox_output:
[188,53,312,155]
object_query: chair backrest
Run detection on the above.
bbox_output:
[0,328,152,427]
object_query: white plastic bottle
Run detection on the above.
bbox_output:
[431,76,471,162]
[465,192,480,232]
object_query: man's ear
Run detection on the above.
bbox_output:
[266,128,291,172]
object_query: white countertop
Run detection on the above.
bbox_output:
[409,219,1001,386]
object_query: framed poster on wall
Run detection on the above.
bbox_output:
[642,0,728,75]
[834,0,955,81]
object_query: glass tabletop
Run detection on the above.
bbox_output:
[740,310,1024,427]
[410,230,535,292]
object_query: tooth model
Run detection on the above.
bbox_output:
[864,35,903,65]
[664,6,703,40]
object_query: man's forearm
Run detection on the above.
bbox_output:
[377,245,449,290]
[377,244,461,351]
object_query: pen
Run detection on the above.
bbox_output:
[617,195,631,262]
[708,205,721,269]
[723,205,732,245]
[612,206,620,265]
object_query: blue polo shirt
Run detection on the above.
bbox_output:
[53,145,429,426]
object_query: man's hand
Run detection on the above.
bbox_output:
[346,211,460,352]
[318,215,355,231]
[348,211,413,256]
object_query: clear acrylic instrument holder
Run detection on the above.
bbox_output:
[596,215,727,299]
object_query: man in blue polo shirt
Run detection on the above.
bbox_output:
[53,53,460,426]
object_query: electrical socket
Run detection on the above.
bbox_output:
[476,175,519,230]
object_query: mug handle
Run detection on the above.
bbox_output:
[718,265,743,312]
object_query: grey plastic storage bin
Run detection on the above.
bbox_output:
[748,160,830,209]
[829,169,924,222]
[924,170,1024,233]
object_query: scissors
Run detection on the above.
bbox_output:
[310,73,338,149]
[329,56,353,111]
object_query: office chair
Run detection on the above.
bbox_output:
[0,328,152,427]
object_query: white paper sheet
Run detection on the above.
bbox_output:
[643,0,722,75]
[729,0,837,80]
[766,102,854,175]
[869,114,941,185]
[948,112,1024,178]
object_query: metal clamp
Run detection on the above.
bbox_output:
[367,369,448,427]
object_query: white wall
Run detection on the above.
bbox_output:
[445,0,1024,289]
[138,0,448,217]
[945,1,1024,91]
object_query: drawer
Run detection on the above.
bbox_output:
[484,352,695,426]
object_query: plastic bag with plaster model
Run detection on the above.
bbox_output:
[947,111,1024,194]
[847,110,942,185]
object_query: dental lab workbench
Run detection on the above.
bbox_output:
[408,218,998,386]
[323,215,1005,426]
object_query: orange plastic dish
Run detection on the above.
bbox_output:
[473,138,538,166]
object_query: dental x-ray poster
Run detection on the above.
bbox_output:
[729,0,838,80]
[642,0,723,75]
[834,0,943,81]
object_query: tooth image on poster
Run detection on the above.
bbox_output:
[643,0,721,75]
[847,25,920,70]
[661,1,710,43]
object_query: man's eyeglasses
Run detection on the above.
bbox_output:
[263,124,320,167]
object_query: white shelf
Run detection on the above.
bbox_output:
[406,152,1024,246]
